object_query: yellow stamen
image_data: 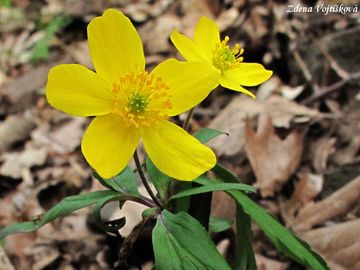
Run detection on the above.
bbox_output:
[112,71,172,128]
[213,36,244,71]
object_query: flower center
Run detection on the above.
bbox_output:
[128,92,148,113]
[112,71,172,128]
[213,36,244,71]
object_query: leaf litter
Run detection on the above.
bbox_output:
[0,0,360,269]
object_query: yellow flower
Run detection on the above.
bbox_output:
[170,16,273,98]
[46,9,219,181]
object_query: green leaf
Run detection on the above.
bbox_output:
[209,217,233,234]
[93,166,140,196]
[31,14,71,62]
[212,163,239,183]
[211,166,329,270]
[234,205,257,270]
[170,178,255,200]
[230,191,328,270]
[0,190,119,239]
[146,157,171,199]
[192,128,227,144]
[0,0,12,7]
[142,207,159,219]
[153,210,231,270]
[188,182,212,231]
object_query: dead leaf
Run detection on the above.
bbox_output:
[301,219,360,270]
[68,41,92,69]
[280,84,305,100]
[208,95,318,157]
[211,191,236,219]
[265,95,318,128]
[244,114,304,197]
[293,175,360,232]
[0,58,70,103]
[282,172,323,226]
[255,254,288,270]
[208,96,262,156]
[0,114,35,152]
[256,76,282,100]
[123,0,173,23]
[139,15,180,54]
[0,246,15,270]
[0,146,47,179]
[49,117,86,154]
[331,135,360,166]
[310,137,337,173]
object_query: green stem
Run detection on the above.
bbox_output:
[133,150,163,209]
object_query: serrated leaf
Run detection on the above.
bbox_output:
[170,178,255,200]
[192,128,227,144]
[93,166,140,196]
[153,210,231,270]
[210,166,329,270]
[0,190,119,239]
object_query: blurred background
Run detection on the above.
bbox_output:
[0,0,359,269]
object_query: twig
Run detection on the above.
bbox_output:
[183,107,195,131]
[312,37,350,80]
[293,50,320,91]
[303,70,360,105]
[133,150,163,209]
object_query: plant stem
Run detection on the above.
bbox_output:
[133,150,163,209]
[183,107,195,131]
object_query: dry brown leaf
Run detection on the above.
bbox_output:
[0,58,70,103]
[293,175,360,232]
[172,0,213,37]
[310,136,337,173]
[208,95,262,157]
[331,135,360,166]
[208,95,318,157]
[0,246,15,270]
[123,0,173,23]
[0,146,47,179]
[49,117,86,154]
[68,41,92,69]
[301,219,360,270]
[244,114,304,197]
[0,114,35,152]
[264,95,319,128]
[255,254,288,270]
[282,172,323,226]
[139,15,180,54]
[211,191,236,219]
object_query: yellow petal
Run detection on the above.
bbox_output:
[223,63,272,86]
[151,59,221,116]
[142,120,216,181]
[81,114,140,179]
[46,64,113,116]
[87,9,145,83]
[170,30,208,62]
[219,74,256,99]
[194,16,220,62]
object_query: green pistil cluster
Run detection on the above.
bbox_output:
[129,92,148,113]
[213,36,244,71]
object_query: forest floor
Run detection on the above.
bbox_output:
[0,0,360,269]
